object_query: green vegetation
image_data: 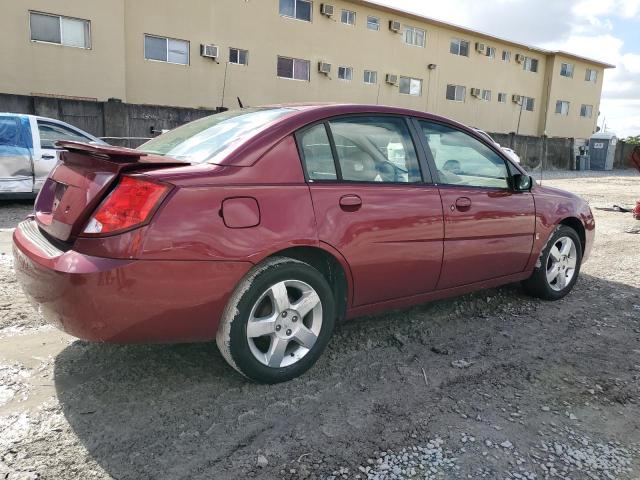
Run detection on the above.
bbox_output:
[624,135,640,145]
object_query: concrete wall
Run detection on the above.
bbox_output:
[0,93,216,148]
[614,141,639,170]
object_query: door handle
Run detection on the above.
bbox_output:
[454,197,472,211]
[41,154,56,159]
[339,194,362,211]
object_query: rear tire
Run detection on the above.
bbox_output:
[216,257,335,384]
[522,225,583,300]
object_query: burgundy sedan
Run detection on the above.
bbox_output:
[13,104,594,383]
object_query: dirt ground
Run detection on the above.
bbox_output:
[1,171,639,480]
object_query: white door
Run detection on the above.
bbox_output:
[31,118,94,192]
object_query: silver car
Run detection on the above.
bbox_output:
[0,113,106,198]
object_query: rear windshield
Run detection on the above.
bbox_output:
[137,108,294,163]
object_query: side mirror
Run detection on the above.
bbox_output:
[513,173,533,191]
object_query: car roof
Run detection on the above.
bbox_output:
[220,103,477,167]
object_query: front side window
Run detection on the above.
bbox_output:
[367,16,380,30]
[328,116,422,183]
[523,57,539,72]
[502,50,511,62]
[138,108,293,164]
[560,62,574,78]
[404,26,426,47]
[523,97,535,111]
[450,38,469,56]
[481,89,492,101]
[446,84,466,102]
[341,9,356,25]
[555,100,570,116]
[498,92,507,103]
[30,12,91,49]
[399,77,422,96]
[37,121,91,149]
[144,35,189,65]
[418,121,509,189]
[585,68,598,82]
[279,0,312,21]
[338,66,353,81]
[580,104,594,118]
[277,56,310,80]
[364,70,377,85]
[229,48,248,65]
[299,124,337,181]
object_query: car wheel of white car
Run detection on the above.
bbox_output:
[216,257,336,384]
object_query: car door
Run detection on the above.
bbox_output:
[33,119,95,191]
[415,120,535,290]
[0,115,33,194]
[297,115,444,307]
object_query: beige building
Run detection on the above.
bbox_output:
[1,0,614,138]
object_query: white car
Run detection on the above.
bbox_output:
[473,128,521,164]
[0,113,106,198]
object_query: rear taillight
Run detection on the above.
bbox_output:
[82,176,169,235]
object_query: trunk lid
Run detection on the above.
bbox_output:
[35,141,187,242]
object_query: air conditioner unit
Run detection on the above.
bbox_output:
[515,54,525,63]
[200,44,219,59]
[471,88,481,97]
[512,94,522,103]
[386,73,398,85]
[475,42,486,53]
[389,20,402,32]
[320,3,334,16]
[318,61,332,74]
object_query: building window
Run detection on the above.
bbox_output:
[404,26,425,47]
[279,0,312,21]
[485,46,496,58]
[446,84,466,102]
[338,66,353,81]
[497,93,507,103]
[523,97,535,111]
[229,48,248,65]
[341,9,356,25]
[399,77,422,96]
[580,104,594,118]
[560,63,574,78]
[481,89,492,101]
[450,38,469,56]
[555,100,570,116]
[585,68,598,82]
[144,35,189,65]
[29,11,91,49]
[502,50,511,62]
[367,16,380,31]
[364,70,377,84]
[277,56,310,80]
[523,57,539,73]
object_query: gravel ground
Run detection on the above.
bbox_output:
[0,171,639,480]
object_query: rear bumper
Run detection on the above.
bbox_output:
[12,220,252,343]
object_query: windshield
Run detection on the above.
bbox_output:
[137,108,294,163]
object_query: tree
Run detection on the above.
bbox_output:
[624,135,640,145]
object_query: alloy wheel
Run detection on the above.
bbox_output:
[545,236,578,292]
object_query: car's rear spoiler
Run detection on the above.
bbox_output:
[55,140,187,164]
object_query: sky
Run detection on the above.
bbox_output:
[375,0,640,138]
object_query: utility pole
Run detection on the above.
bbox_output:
[516,96,524,136]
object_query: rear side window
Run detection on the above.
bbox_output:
[37,121,91,148]
[299,116,422,184]
[299,124,337,181]
[418,121,508,189]
[0,117,19,146]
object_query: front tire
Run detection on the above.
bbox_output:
[216,257,336,384]
[523,225,583,300]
